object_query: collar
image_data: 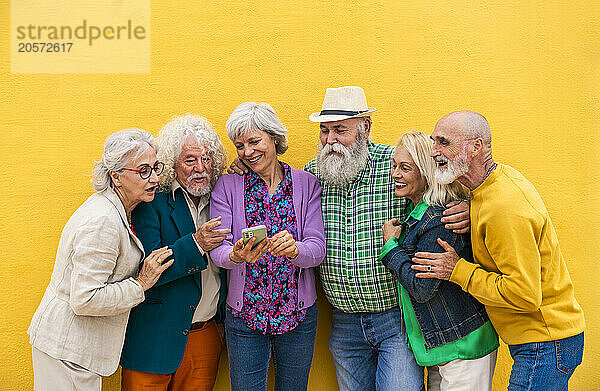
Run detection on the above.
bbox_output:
[472,163,503,195]
[349,141,376,185]
[100,186,144,251]
[403,199,429,223]
[170,180,209,210]
[171,180,183,200]
[246,160,289,186]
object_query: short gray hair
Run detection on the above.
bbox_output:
[92,128,157,192]
[398,131,469,206]
[157,114,227,192]
[226,102,288,154]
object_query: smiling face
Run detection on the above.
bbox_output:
[174,137,213,197]
[319,117,367,149]
[391,146,427,205]
[113,145,160,212]
[234,128,278,177]
[430,121,470,185]
[315,117,371,186]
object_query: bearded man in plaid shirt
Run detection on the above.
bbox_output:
[304,86,470,391]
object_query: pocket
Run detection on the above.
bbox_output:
[555,333,584,375]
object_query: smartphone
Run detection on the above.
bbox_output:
[242,225,267,249]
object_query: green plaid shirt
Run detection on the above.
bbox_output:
[305,142,408,313]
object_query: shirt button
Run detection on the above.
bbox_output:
[236,301,240,306]
[182,329,189,336]
[189,305,195,311]
[299,301,304,308]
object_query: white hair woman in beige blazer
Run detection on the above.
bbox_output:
[28,129,174,391]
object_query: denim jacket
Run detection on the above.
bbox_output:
[381,203,489,349]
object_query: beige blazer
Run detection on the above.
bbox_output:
[28,186,145,376]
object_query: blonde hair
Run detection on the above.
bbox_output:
[397,131,469,206]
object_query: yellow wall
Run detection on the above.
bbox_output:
[1,1,599,389]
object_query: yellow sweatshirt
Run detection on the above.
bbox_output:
[450,164,585,345]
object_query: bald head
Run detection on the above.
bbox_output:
[435,111,492,148]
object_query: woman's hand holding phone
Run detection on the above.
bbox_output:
[229,236,271,264]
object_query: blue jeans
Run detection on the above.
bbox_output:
[225,304,318,391]
[508,332,584,391]
[329,307,424,391]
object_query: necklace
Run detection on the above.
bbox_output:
[483,162,497,181]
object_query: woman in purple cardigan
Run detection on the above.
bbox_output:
[209,102,326,391]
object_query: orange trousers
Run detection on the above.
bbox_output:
[121,320,223,391]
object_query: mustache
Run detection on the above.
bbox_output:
[320,142,350,156]
[434,156,448,164]
[188,173,210,181]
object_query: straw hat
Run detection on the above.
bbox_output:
[309,86,376,123]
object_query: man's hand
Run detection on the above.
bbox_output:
[411,238,459,280]
[442,200,470,234]
[269,230,299,259]
[193,216,231,252]
[227,157,249,175]
[229,236,271,264]
[382,218,402,243]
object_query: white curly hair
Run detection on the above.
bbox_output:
[157,114,227,192]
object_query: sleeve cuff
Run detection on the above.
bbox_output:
[129,277,145,303]
[191,233,206,255]
[449,258,476,289]
[378,237,400,262]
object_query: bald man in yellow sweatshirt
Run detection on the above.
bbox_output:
[412,111,584,391]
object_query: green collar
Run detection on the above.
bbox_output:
[404,199,429,223]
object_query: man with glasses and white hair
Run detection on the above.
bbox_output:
[304,86,470,391]
[412,110,585,391]
[120,114,230,391]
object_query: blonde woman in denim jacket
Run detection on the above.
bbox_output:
[379,131,498,391]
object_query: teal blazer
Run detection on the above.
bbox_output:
[120,189,227,374]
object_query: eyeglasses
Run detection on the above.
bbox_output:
[121,161,165,179]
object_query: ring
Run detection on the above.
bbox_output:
[427,265,432,272]
[155,258,163,264]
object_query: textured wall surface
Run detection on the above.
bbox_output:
[1,1,599,390]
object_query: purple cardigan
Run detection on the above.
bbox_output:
[209,167,326,312]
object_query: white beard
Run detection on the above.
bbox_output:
[434,147,469,185]
[184,173,212,197]
[315,135,369,187]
